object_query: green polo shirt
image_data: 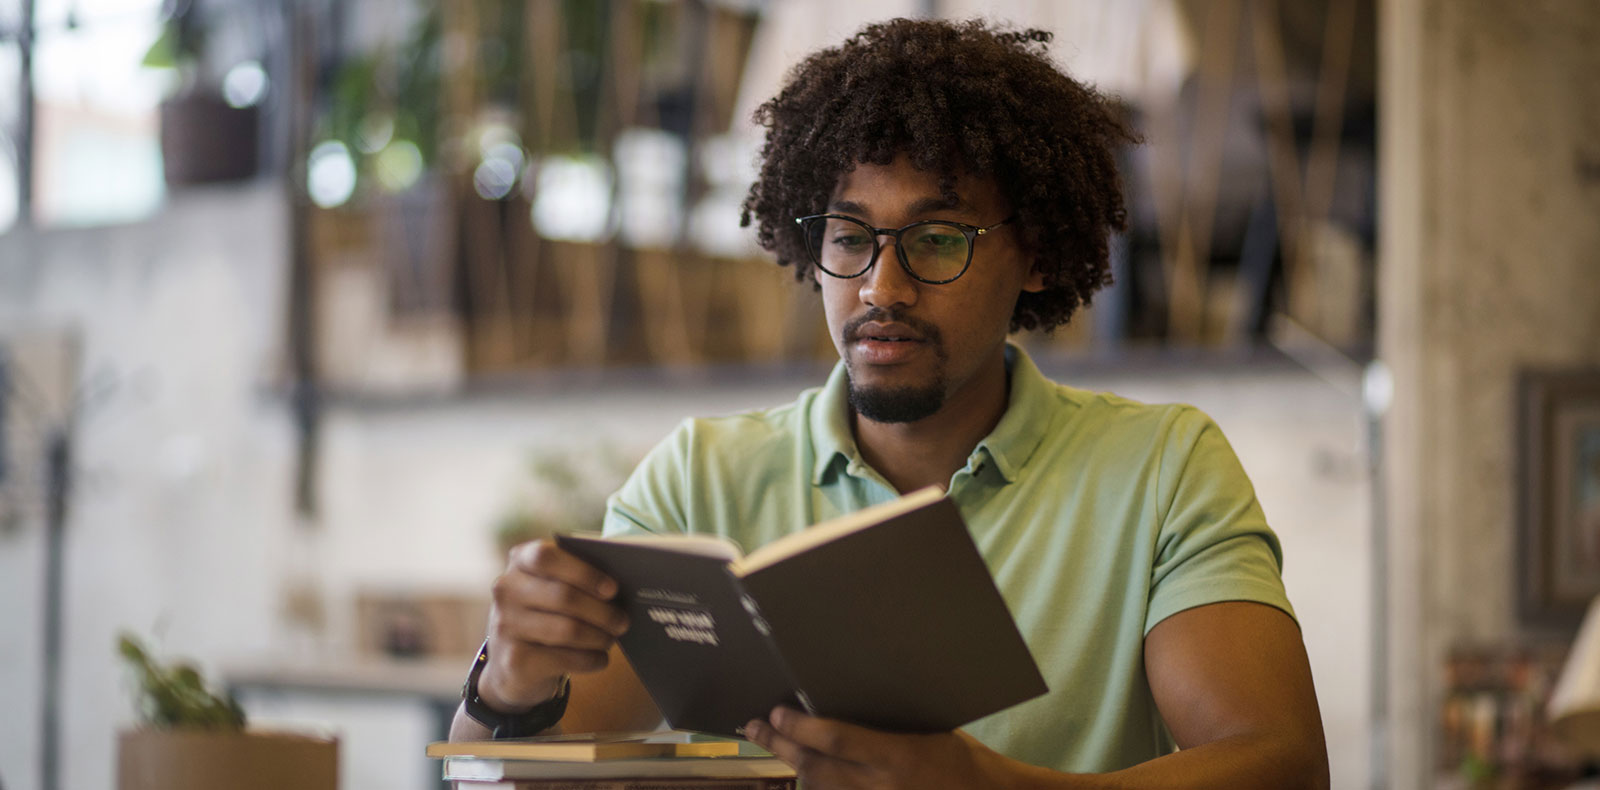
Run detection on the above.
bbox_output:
[603,344,1294,774]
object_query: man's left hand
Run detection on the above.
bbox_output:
[744,707,1017,790]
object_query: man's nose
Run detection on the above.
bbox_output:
[859,237,919,309]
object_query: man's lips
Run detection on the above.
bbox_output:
[848,322,925,343]
[847,321,932,366]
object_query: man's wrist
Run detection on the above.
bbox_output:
[477,667,566,714]
[462,640,570,738]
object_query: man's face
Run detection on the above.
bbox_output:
[819,156,1044,424]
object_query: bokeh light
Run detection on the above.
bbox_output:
[307,140,357,208]
[532,155,612,242]
[472,141,525,200]
[472,159,514,200]
[356,113,395,155]
[222,61,269,109]
[615,128,684,249]
[374,139,424,192]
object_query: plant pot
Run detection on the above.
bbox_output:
[158,93,260,186]
[117,729,338,790]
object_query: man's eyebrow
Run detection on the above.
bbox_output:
[907,195,971,215]
[827,195,974,218]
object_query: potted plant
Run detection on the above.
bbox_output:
[115,634,337,790]
[142,0,260,186]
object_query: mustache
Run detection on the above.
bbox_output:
[843,309,942,344]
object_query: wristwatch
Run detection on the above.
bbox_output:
[461,639,570,738]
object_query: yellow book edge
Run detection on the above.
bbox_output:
[425,738,741,762]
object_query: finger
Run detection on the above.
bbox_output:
[743,717,813,767]
[493,639,611,675]
[745,718,859,786]
[767,706,886,765]
[493,567,629,636]
[507,539,619,600]
[498,607,621,652]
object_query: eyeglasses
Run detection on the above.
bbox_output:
[794,214,1014,285]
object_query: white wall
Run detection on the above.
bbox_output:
[0,182,295,790]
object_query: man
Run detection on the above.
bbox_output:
[452,18,1329,789]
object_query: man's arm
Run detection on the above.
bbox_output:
[1132,601,1328,786]
[743,601,1328,789]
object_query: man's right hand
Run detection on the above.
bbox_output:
[475,538,631,713]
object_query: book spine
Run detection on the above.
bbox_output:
[727,571,816,718]
[464,780,796,790]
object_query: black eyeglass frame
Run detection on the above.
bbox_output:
[793,214,1015,285]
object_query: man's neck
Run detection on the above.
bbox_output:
[850,350,1011,494]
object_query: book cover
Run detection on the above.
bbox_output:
[553,537,804,736]
[557,487,1047,737]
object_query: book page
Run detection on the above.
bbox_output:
[729,486,944,576]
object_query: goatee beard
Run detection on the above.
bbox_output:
[848,380,945,424]
[841,308,947,423]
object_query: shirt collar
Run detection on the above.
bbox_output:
[974,343,1058,484]
[807,343,1061,486]
[810,360,858,485]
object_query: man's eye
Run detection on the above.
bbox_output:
[911,232,964,254]
[830,234,872,250]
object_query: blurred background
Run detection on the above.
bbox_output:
[0,1,1595,789]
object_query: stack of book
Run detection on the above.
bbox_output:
[426,732,796,790]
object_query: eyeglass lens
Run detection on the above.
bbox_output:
[806,217,970,282]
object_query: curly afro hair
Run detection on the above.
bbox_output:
[739,17,1136,333]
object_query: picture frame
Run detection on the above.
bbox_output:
[1518,368,1600,626]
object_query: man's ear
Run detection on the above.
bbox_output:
[1022,261,1048,293]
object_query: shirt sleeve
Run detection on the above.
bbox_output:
[602,419,694,538]
[1143,408,1296,635]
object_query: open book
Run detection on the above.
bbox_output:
[557,487,1047,738]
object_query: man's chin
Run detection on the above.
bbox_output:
[847,382,945,424]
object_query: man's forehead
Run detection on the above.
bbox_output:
[828,162,996,217]
[829,194,972,216]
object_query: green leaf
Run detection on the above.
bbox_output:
[141,25,178,70]
[116,632,246,731]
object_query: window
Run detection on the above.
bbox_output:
[29,0,166,227]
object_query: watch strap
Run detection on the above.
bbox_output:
[461,639,570,739]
